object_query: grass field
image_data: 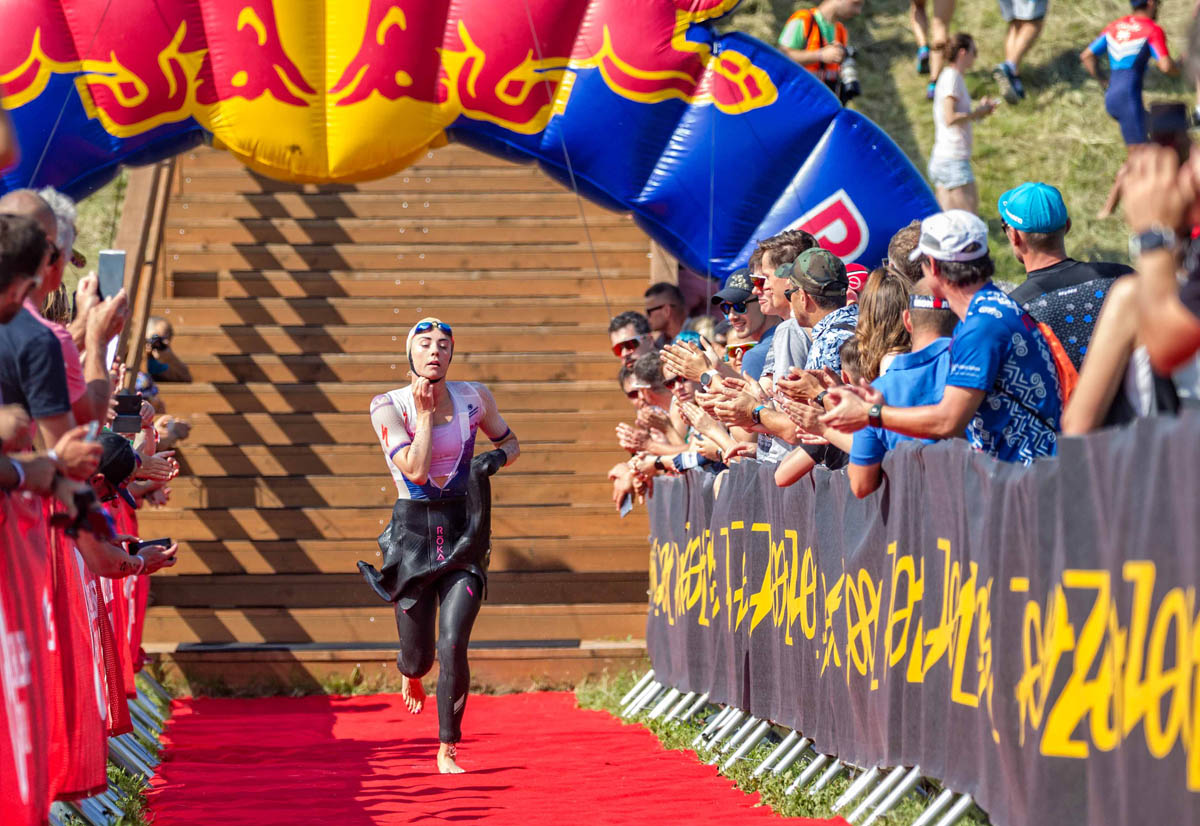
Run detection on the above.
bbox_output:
[729,0,1197,282]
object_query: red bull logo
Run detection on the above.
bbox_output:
[0,0,777,183]
[788,189,870,263]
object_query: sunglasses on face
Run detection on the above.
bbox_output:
[748,274,766,290]
[663,375,684,389]
[625,388,639,399]
[720,301,748,315]
[413,320,452,337]
[727,343,754,357]
[645,303,668,315]
[611,334,645,357]
[784,286,800,300]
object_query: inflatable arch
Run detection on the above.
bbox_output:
[0,0,937,279]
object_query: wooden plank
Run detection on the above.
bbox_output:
[176,170,569,195]
[168,192,623,220]
[155,296,635,327]
[169,325,613,355]
[170,219,640,245]
[157,382,629,414]
[136,504,642,542]
[142,603,649,645]
[163,243,648,272]
[161,536,650,575]
[164,475,618,509]
[150,572,647,608]
[179,144,521,171]
[175,443,629,474]
[182,353,619,384]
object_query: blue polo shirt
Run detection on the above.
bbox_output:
[741,324,775,380]
[947,282,1060,464]
[850,338,952,466]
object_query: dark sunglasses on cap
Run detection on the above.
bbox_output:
[413,320,452,337]
[611,334,646,357]
[719,301,748,315]
[909,295,951,309]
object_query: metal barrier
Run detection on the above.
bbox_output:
[49,670,172,826]
[619,669,983,825]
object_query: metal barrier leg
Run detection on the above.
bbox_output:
[847,765,908,823]
[833,766,882,812]
[861,765,924,826]
[807,758,844,794]
[647,687,681,719]
[785,752,829,794]
[663,691,696,723]
[929,793,974,826]
[137,669,173,706]
[704,708,746,753]
[133,689,166,726]
[619,669,656,708]
[708,715,758,764]
[626,681,665,716]
[752,730,798,778]
[722,719,772,770]
[691,705,732,748]
[910,788,957,826]
[677,692,710,724]
[772,736,812,776]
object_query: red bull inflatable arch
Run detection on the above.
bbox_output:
[0,0,937,278]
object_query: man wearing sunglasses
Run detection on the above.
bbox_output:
[608,310,656,371]
[644,282,689,347]
[710,269,777,381]
[360,317,519,776]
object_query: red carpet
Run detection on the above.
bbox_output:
[147,691,840,824]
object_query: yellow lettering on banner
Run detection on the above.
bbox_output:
[799,546,818,641]
[783,531,804,646]
[678,529,709,627]
[1015,584,1074,747]
[1122,561,1156,738]
[1143,587,1190,758]
[821,570,844,676]
[884,543,924,672]
[748,523,777,635]
[844,567,883,687]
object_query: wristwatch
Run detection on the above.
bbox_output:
[1129,225,1179,260]
[815,390,829,407]
[699,371,715,388]
[751,404,766,426]
[653,457,666,472]
[868,403,884,429]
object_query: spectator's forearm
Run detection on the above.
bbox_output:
[1137,249,1200,372]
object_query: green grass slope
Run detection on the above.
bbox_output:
[729,0,1196,282]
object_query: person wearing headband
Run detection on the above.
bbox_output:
[358,317,520,774]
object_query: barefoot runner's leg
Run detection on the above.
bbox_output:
[393,589,436,714]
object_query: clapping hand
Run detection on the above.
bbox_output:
[819,381,884,433]
[616,422,649,453]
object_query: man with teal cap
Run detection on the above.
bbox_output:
[1001,181,1132,369]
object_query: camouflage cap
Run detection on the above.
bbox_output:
[780,248,848,298]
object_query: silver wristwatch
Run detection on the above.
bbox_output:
[1129,225,1180,260]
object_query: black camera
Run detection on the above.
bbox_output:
[49,486,113,540]
[838,45,861,105]
[148,334,167,352]
[112,392,143,435]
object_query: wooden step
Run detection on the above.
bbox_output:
[156,296,634,327]
[168,191,624,220]
[169,218,639,245]
[137,504,637,542]
[166,413,628,449]
[182,352,618,384]
[175,443,629,475]
[150,572,646,608]
[164,475,617,510]
[176,168,569,195]
[142,602,648,645]
[161,535,650,576]
[158,382,629,415]
[170,325,613,356]
[179,143,520,171]
[152,641,648,693]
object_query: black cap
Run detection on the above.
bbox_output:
[711,268,755,305]
[96,432,137,508]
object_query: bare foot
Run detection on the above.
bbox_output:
[400,676,425,714]
[437,742,465,774]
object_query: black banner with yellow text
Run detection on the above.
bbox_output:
[646,415,1200,826]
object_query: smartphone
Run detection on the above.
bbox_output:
[97,250,126,300]
[128,538,172,553]
[112,392,143,434]
[619,493,633,518]
[84,420,100,442]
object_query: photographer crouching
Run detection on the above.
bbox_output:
[778,0,864,105]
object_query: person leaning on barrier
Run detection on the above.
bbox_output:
[822,210,1061,465]
[847,282,959,497]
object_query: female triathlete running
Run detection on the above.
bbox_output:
[358,318,519,774]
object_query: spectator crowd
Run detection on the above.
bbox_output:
[0,185,194,811]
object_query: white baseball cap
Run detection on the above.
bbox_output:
[908,210,989,262]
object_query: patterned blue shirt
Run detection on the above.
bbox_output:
[947,282,1060,464]
[804,303,859,372]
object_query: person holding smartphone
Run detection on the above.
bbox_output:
[358,318,519,775]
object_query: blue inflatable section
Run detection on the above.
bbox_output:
[2,17,936,284]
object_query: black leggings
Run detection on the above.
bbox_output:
[393,568,483,744]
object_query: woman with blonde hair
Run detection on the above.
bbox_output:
[855,268,913,381]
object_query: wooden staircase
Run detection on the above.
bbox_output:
[137,144,651,692]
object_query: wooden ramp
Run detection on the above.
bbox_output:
[138,144,651,691]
